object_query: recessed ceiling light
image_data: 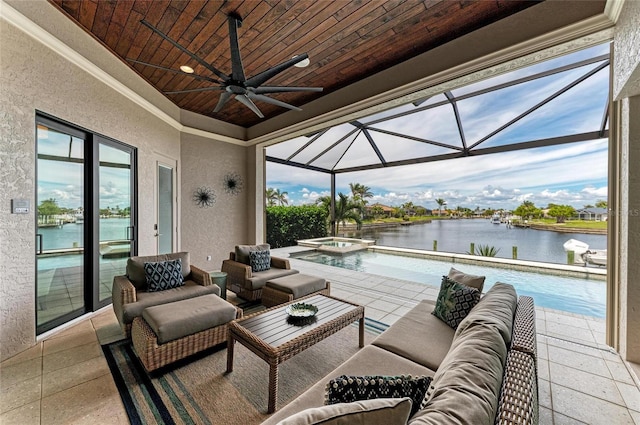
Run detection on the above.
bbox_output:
[180,65,194,74]
[293,56,310,68]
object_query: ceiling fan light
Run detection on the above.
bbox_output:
[180,65,194,74]
[293,56,310,68]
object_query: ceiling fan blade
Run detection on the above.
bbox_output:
[165,86,224,95]
[213,91,233,113]
[227,13,246,82]
[126,58,222,84]
[253,86,324,94]
[140,20,229,82]
[235,94,264,118]
[247,93,302,111]
[245,53,310,87]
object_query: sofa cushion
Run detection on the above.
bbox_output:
[142,294,236,344]
[372,300,455,371]
[409,320,509,425]
[127,252,191,289]
[246,268,299,291]
[326,375,432,417]
[261,345,436,425]
[277,398,413,425]
[266,274,327,299]
[454,282,518,347]
[432,276,481,329]
[249,249,271,272]
[447,267,486,292]
[235,243,270,265]
[144,259,184,292]
[122,280,220,323]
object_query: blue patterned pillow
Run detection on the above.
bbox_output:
[432,276,481,329]
[326,375,432,417]
[144,259,184,292]
[249,250,271,272]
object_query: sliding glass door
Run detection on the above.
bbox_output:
[36,114,137,334]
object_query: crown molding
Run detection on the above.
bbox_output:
[0,1,246,145]
[605,0,626,23]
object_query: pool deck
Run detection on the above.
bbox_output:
[272,246,640,424]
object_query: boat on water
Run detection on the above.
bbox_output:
[563,238,607,266]
[491,214,501,224]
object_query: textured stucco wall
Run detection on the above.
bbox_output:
[618,96,640,362]
[613,0,640,99]
[180,133,248,271]
[0,17,180,360]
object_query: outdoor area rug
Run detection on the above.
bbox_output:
[102,318,388,425]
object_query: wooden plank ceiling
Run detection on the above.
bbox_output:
[49,0,538,128]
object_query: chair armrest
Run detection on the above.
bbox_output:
[270,256,291,270]
[190,264,213,286]
[222,259,252,278]
[113,275,137,305]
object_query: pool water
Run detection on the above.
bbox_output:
[294,250,606,318]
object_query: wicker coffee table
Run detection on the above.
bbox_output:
[226,294,365,413]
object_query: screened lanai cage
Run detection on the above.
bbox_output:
[265,42,610,225]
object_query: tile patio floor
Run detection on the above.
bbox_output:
[1,246,639,424]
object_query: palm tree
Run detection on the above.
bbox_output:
[435,198,446,216]
[334,192,362,234]
[349,183,373,204]
[265,188,288,206]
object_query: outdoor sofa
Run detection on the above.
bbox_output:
[262,274,538,425]
[112,252,220,338]
[221,244,299,301]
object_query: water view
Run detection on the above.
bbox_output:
[347,219,606,265]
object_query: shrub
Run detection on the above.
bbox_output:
[266,205,328,248]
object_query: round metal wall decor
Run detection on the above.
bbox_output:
[223,172,244,195]
[193,186,216,207]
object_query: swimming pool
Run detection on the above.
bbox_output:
[292,250,606,318]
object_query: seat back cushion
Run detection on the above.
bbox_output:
[409,318,509,425]
[235,244,270,265]
[127,252,191,289]
[276,397,413,425]
[454,282,517,347]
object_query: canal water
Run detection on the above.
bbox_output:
[347,219,606,265]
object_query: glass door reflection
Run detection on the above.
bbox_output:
[98,141,134,305]
[36,123,86,331]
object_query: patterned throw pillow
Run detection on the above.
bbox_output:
[249,250,271,272]
[432,276,481,329]
[144,259,184,292]
[325,375,432,417]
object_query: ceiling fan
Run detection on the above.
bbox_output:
[129,13,323,118]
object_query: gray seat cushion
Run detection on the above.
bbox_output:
[122,280,220,323]
[246,268,299,290]
[372,300,455,371]
[235,244,270,265]
[142,294,236,344]
[447,267,486,292]
[266,273,327,298]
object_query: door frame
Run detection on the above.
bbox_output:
[154,153,179,254]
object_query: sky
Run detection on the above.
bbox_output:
[265,43,610,212]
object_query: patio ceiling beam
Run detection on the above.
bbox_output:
[444,91,467,152]
[364,54,609,127]
[361,128,387,166]
[331,129,362,171]
[266,156,333,173]
[306,127,359,167]
[599,98,609,138]
[286,128,328,161]
[327,131,605,174]
[468,61,609,150]
[366,127,463,151]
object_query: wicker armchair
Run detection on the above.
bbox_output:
[221,244,299,301]
[112,252,219,338]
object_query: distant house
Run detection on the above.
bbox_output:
[366,203,395,217]
[575,208,608,221]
